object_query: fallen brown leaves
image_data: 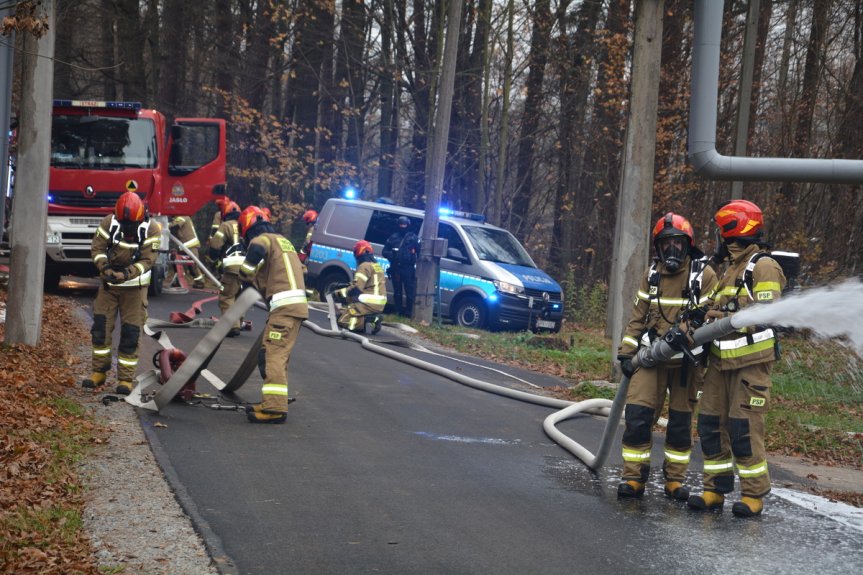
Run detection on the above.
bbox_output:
[0,291,104,574]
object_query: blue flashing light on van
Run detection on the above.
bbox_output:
[306,198,564,332]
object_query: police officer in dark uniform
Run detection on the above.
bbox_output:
[382,216,419,317]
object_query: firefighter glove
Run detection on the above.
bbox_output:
[99,264,114,281]
[618,355,636,378]
[705,309,728,322]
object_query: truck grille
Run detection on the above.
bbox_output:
[50,190,126,208]
[524,287,562,302]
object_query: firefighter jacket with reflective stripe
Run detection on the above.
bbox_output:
[169,215,201,249]
[705,243,786,370]
[239,232,309,319]
[210,211,222,238]
[618,256,718,362]
[299,225,314,262]
[91,214,161,288]
[352,260,388,309]
[209,219,245,273]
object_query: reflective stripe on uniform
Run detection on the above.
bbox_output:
[355,272,369,282]
[711,328,775,359]
[94,254,108,265]
[240,262,257,274]
[108,269,152,287]
[118,356,138,367]
[622,448,651,462]
[223,254,246,267]
[184,238,201,249]
[635,291,690,306]
[622,336,639,348]
[358,293,387,305]
[664,448,691,464]
[736,460,769,477]
[703,458,734,473]
[270,289,307,310]
[262,383,288,396]
[754,281,781,293]
[93,347,111,356]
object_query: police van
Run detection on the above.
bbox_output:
[305,198,564,332]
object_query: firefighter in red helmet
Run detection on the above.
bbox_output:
[617,212,718,502]
[298,209,318,265]
[238,206,308,423]
[687,199,785,517]
[334,240,387,333]
[168,214,206,288]
[208,200,245,337]
[81,192,161,395]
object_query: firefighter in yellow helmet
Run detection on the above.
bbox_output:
[687,199,785,518]
[334,240,387,333]
[238,206,308,424]
[168,214,205,288]
[81,192,161,395]
[208,200,245,337]
[617,213,718,501]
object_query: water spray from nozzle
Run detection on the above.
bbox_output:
[730,278,863,356]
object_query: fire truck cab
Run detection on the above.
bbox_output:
[18,100,226,293]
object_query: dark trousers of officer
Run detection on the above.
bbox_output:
[621,363,701,484]
[391,267,416,316]
[90,285,148,383]
[697,362,773,498]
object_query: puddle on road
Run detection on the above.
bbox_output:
[542,456,863,574]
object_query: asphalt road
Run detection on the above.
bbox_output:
[70,284,863,575]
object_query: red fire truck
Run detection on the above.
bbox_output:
[5,100,226,294]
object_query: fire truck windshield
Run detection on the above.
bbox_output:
[51,115,157,170]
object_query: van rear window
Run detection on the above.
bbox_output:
[327,204,372,239]
[365,210,420,245]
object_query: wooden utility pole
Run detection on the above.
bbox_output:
[6,0,55,346]
[0,7,14,237]
[731,0,761,200]
[607,0,664,357]
[414,0,463,325]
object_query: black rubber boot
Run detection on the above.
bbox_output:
[617,480,645,499]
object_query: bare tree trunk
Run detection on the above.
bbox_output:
[510,0,552,238]
[159,0,187,117]
[380,0,397,198]
[778,0,830,240]
[115,0,147,100]
[494,0,514,226]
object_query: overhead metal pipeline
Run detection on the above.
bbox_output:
[689,0,863,184]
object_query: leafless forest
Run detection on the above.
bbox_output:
[36,0,863,313]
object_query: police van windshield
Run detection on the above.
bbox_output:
[462,225,535,268]
[51,116,157,170]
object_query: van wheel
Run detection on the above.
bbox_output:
[453,296,486,330]
[319,270,349,302]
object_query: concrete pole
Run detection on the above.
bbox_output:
[730,0,761,200]
[607,0,664,357]
[6,0,55,346]
[0,9,15,236]
[414,0,463,325]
